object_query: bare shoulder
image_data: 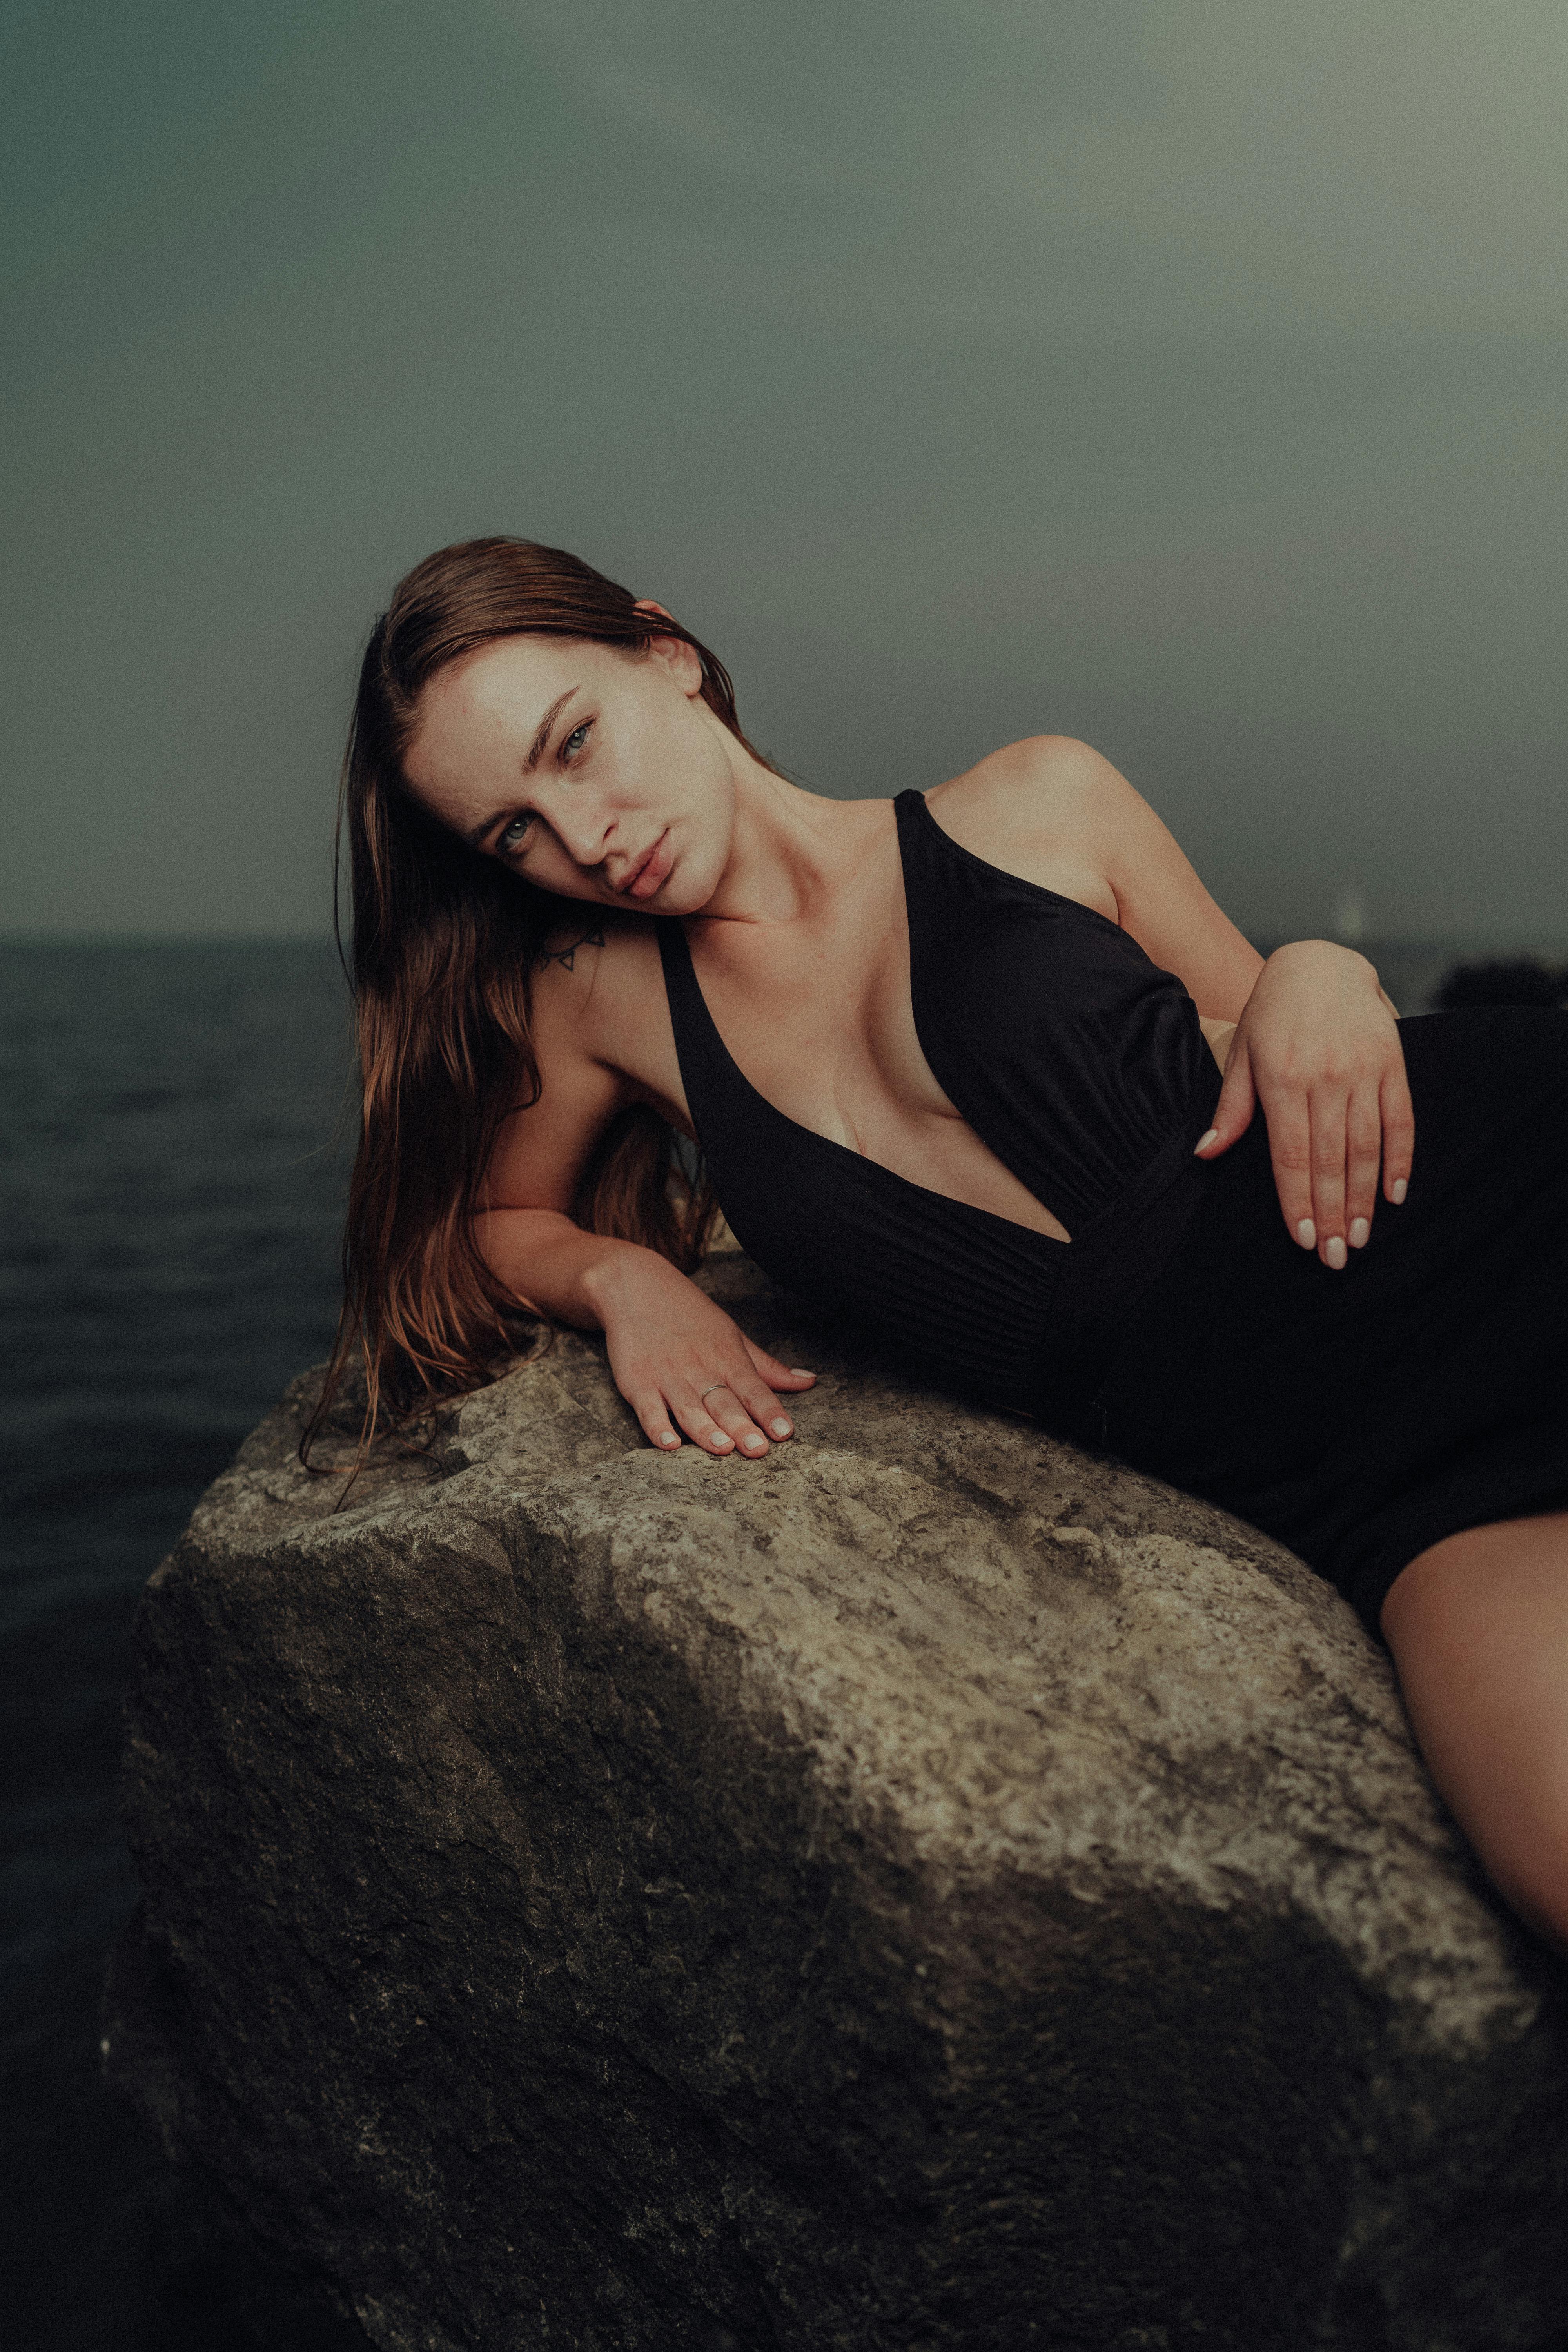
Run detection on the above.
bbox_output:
[925,737,1128,917]
[526,907,668,1073]
[528,907,658,1032]
[484,912,677,1212]
[928,734,1134,838]
[930,735,1262,1017]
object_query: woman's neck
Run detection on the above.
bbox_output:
[700,748,882,932]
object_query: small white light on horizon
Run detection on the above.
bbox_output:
[1332,885,1368,946]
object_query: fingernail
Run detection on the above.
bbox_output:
[770,1418,792,1437]
[1349,1217,1370,1248]
[1296,1218,1316,1249]
[740,1434,766,1453]
[711,1433,733,1450]
[1325,1234,1348,1270]
[658,1432,679,1447]
[1194,1129,1219,1154]
[789,1368,813,1378]
[1390,1178,1407,1205]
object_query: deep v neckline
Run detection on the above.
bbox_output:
[658,797,1070,1254]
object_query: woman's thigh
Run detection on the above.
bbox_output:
[1382,1511,1568,1950]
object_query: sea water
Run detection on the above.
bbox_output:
[1,941,354,2349]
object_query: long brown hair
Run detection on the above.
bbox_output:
[304,536,754,1464]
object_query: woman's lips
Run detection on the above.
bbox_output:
[624,831,672,901]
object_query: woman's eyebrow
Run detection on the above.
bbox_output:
[464,686,579,848]
[523,687,579,774]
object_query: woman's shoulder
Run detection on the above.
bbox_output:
[927,733,1118,825]
[528,907,666,1059]
[531,904,659,997]
[925,737,1123,917]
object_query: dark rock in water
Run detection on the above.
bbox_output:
[1434,956,1568,1010]
[105,1252,1568,2350]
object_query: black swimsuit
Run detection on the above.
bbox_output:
[659,788,1568,1633]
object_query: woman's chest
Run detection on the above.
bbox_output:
[666,878,1074,1241]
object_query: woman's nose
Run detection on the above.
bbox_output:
[555,804,613,867]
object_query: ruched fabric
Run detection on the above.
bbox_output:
[898,789,1216,1232]
[658,789,1219,1414]
[659,789,1568,1635]
[657,943,1069,1408]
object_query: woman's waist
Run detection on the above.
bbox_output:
[1031,1062,1226,1437]
[705,1064,1223,1428]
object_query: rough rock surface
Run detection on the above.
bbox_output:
[106,1252,1568,2351]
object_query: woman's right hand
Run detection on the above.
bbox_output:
[586,1246,817,1456]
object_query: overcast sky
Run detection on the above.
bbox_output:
[4,0,1564,942]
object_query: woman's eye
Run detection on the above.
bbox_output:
[498,814,534,853]
[562,719,592,760]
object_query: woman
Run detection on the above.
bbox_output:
[319,535,1568,1949]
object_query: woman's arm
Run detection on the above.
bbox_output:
[934,737,1412,1268]
[479,942,813,1453]
[1194,942,1413,1267]
[1067,738,1415,1263]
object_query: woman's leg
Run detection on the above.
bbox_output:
[1381,1510,1568,1951]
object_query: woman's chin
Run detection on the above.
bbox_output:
[650,852,726,920]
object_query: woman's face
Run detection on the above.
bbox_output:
[402,623,739,914]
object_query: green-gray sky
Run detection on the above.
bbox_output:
[4,0,1564,942]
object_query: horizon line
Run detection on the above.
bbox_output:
[7,929,1568,959]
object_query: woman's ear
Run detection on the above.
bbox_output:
[633,599,704,697]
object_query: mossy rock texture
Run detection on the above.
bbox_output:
[105,1252,1568,2350]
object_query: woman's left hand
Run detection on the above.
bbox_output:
[1193,940,1413,1268]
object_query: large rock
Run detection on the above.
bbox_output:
[105,1253,1568,2351]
